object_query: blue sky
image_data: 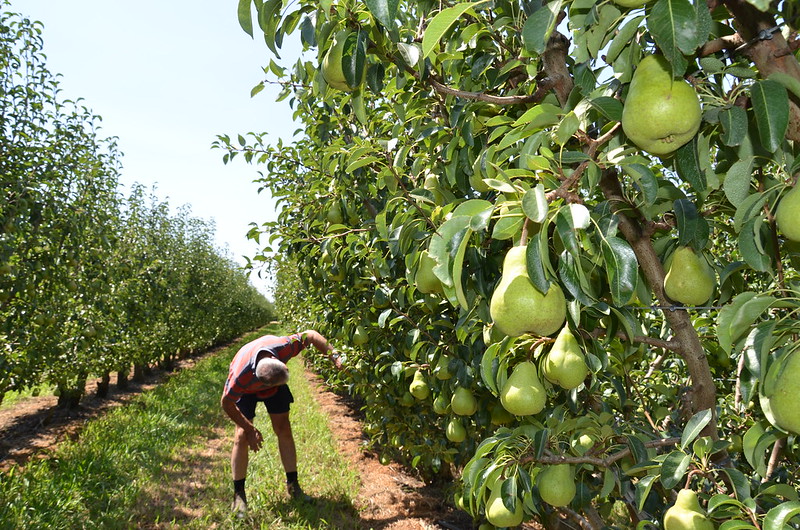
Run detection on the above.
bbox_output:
[9,0,304,296]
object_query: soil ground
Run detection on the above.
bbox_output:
[0,343,474,529]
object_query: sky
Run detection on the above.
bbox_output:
[8,0,304,296]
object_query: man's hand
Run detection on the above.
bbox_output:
[246,427,264,452]
[330,351,344,370]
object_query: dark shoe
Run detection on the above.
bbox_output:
[232,493,248,518]
[287,481,312,502]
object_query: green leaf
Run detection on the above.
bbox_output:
[589,96,624,122]
[674,199,709,250]
[738,217,771,272]
[720,106,748,147]
[522,184,548,223]
[522,0,564,55]
[526,237,550,294]
[717,292,776,353]
[258,0,284,56]
[750,79,790,153]
[722,156,754,207]
[733,192,769,234]
[675,137,706,193]
[648,0,697,74]
[764,502,800,530]
[605,16,645,64]
[601,236,638,306]
[635,475,657,512]
[660,450,692,489]
[622,163,659,206]
[422,1,489,59]
[768,71,800,101]
[238,0,254,37]
[681,409,713,450]
[364,0,399,29]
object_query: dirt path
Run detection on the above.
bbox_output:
[0,346,473,529]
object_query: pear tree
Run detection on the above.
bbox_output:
[226,0,800,526]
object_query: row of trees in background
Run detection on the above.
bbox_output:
[0,7,274,408]
[225,0,800,528]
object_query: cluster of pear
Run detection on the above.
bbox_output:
[484,464,578,526]
[621,55,702,156]
[499,326,589,417]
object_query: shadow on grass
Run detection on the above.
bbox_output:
[261,493,362,528]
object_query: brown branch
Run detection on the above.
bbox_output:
[699,34,745,57]
[764,438,786,482]
[599,169,720,441]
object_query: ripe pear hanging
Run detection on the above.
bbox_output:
[776,184,800,242]
[542,325,589,390]
[537,464,577,507]
[759,348,800,435]
[663,246,715,306]
[485,478,524,527]
[490,245,566,337]
[663,489,714,530]
[500,361,546,416]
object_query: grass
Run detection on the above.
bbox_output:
[0,325,363,529]
[0,383,56,409]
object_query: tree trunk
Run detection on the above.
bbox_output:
[133,363,146,383]
[96,372,111,398]
[723,0,800,142]
[117,366,129,390]
[600,170,719,439]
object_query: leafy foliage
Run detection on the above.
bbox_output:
[0,7,274,406]
[224,0,800,527]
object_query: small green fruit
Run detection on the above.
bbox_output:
[446,417,466,443]
[542,325,589,390]
[621,55,702,156]
[776,184,800,242]
[399,391,415,407]
[490,403,515,425]
[500,361,546,416]
[321,30,360,91]
[433,394,451,415]
[485,478,524,527]
[451,387,478,416]
[415,250,444,294]
[353,325,368,345]
[573,434,595,456]
[663,489,714,530]
[663,246,715,306]
[537,464,576,507]
[409,370,430,400]
[326,201,344,224]
[434,354,454,380]
[760,348,800,435]
[490,245,566,337]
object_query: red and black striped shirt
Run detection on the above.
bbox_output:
[222,333,307,402]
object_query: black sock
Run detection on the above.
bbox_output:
[286,471,298,484]
[234,478,246,498]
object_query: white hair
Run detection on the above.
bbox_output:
[255,356,289,386]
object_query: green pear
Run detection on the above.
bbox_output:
[409,370,430,400]
[537,464,576,507]
[485,478,524,527]
[326,201,344,224]
[446,417,466,443]
[321,30,360,91]
[776,184,800,242]
[415,250,444,294]
[760,348,800,435]
[500,361,546,416]
[434,354,454,380]
[542,325,589,390]
[490,245,566,337]
[663,489,714,530]
[433,393,451,415]
[353,325,369,345]
[490,403,516,425]
[399,391,415,407]
[621,55,702,156]
[451,387,478,416]
[663,246,715,306]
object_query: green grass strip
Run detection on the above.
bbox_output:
[0,326,362,529]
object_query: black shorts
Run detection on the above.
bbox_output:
[235,385,294,419]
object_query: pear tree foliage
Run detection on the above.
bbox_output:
[222,0,800,526]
